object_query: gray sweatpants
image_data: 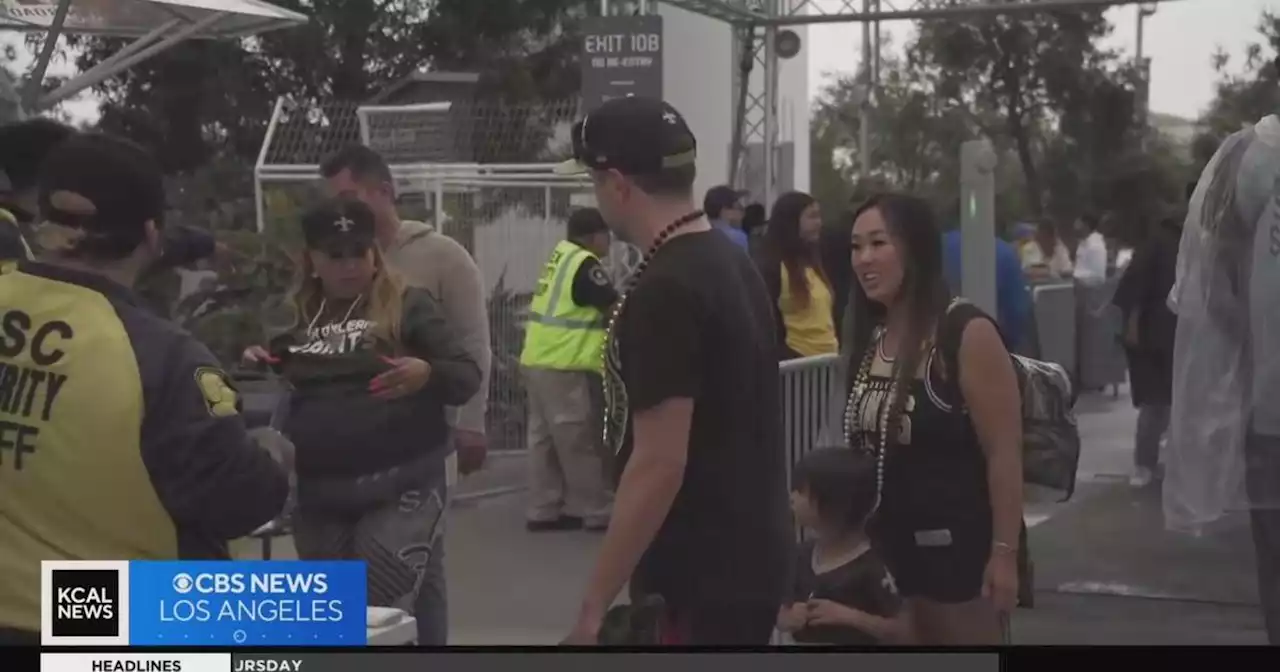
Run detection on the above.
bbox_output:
[293,474,449,645]
[523,366,613,526]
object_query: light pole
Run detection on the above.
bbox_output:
[1136,2,1158,133]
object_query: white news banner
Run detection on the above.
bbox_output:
[42,653,231,672]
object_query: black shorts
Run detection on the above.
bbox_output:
[872,517,991,604]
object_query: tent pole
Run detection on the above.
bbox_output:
[37,13,226,110]
[22,0,73,109]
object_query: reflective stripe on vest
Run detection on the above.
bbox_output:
[519,240,607,371]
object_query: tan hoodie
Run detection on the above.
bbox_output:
[383,219,492,439]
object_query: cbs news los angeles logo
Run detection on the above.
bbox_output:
[41,561,131,646]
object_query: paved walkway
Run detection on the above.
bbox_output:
[255,392,1269,645]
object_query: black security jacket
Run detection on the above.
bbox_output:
[278,287,481,486]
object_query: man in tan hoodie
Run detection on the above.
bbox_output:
[320,145,492,645]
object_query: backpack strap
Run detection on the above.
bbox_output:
[936,298,1002,406]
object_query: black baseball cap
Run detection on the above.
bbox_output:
[36,132,166,252]
[566,207,608,238]
[300,197,376,253]
[704,185,747,216]
[555,96,697,176]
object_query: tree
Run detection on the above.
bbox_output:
[58,0,592,173]
[1193,11,1280,167]
[1039,60,1145,221]
[810,42,975,215]
[912,3,1129,217]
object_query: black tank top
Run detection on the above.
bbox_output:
[846,321,992,539]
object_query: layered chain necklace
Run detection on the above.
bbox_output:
[842,327,896,521]
[307,295,364,352]
[600,210,705,453]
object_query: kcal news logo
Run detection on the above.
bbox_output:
[42,560,367,647]
[42,560,131,646]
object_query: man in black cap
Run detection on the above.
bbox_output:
[703,185,749,252]
[556,97,790,645]
[0,132,290,643]
[519,207,616,532]
[0,117,76,260]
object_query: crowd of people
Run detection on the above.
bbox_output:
[0,91,1274,648]
[0,120,494,647]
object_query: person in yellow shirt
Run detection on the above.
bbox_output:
[758,191,839,359]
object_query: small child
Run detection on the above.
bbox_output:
[777,448,907,645]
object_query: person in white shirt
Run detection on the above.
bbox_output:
[1072,213,1108,285]
[1020,220,1074,280]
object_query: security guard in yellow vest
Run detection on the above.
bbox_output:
[520,207,616,531]
[0,133,290,644]
[0,118,77,261]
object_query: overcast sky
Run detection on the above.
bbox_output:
[20,0,1279,123]
[808,0,1279,120]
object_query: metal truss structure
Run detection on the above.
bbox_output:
[644,0,1184,205]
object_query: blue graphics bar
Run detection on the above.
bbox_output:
[41,560,368,648]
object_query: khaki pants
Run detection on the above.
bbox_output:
[523,366,613,526]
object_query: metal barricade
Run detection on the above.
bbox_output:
[1030,282,1077,376]
[1075,278,1127,393]
[778,353,844,484]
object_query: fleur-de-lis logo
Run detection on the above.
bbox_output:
[882,571,898,595]
[334,216,354,232]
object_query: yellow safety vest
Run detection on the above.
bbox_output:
[519,239,607,372]
[0,207,33,260]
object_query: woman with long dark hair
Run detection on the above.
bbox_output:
[759,191,839,359]
[844,193,1023,644]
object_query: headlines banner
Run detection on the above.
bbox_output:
[38,652,1004,672]
[41,560,367,647]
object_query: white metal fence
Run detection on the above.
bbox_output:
[778,353,844,486]
[255,96,624,453]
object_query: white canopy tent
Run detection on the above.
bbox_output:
[0,0,306,112]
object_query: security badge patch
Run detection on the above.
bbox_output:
[194,367,239,418]
[589,265,610,287]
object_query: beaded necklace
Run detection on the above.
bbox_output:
[600,210,706,452]
[842,326,898,521]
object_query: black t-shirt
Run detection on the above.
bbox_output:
[848,311,992,547]
[788,540,901,645]
[606,230,791,609]
[570,255,618,311]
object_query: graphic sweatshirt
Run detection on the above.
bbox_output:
[278,287,481,482]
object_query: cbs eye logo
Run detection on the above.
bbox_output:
[172,573,195,594]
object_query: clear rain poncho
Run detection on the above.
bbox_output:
[1166,115,1280,534]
